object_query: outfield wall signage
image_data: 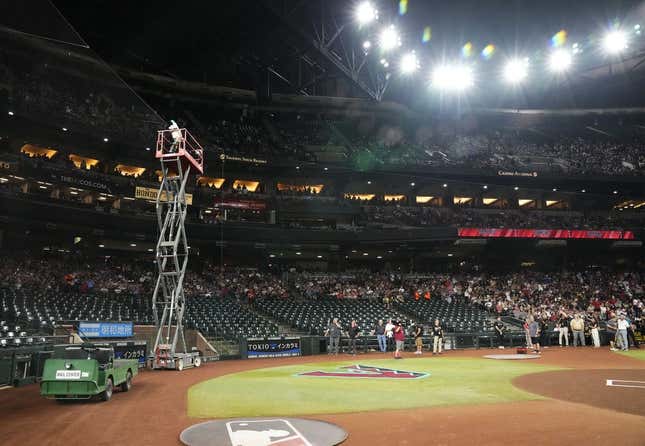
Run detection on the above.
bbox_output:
[134,186,193,205]
[458,228,635,240]
[112,340,147,366]
[78,321,133,338]
[244,337,301,359]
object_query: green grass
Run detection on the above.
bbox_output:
[187,357,561,418]
[616,349,645,361]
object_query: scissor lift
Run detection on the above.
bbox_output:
[151,126,204,371]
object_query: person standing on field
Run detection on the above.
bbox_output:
[590,317,601,348]
[325,318,342,355]
[494,317,505,349]
[558,313,570,347]
[385,318,395,352]
[617,314,630,352]
[432,319,444,355]
[393,321,405,359]
[529,318,541,354]
[347,320,360,355]
[570,314,585,347]
[413,323,423,355]
[374,319,386,353]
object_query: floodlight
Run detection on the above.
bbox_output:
[431,64,474,91]
[548,49,572,72]
[356,2,378,26]
[399,51,420,74]
[362,40,371,50]
[503,58,528,83]
[603,30,628,54]
[379,25,401,51]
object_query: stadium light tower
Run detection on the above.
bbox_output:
[503,58,529,84]
[379,25,401,51]
[548,49,572,73]
[603,30,628,54]
[355,1,378,26]
[431,64,474,91]
[399,51,420,74]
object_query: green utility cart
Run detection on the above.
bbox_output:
[40,344,138,402]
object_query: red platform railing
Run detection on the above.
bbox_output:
[155,128,204,174]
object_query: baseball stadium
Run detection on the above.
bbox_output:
[0,1,644,445]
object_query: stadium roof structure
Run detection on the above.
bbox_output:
[5,0,645,110]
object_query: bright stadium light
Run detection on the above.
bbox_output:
[603,30,628,54]
[549,49,572,72]
[355,2,378,26]
[503,58,529,84]
[378,25,401,51]
[431,64,474,91]
[399,51,420,74]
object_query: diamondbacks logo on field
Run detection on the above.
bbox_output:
[297,364,429,379]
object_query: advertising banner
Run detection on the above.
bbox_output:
[78,321,133,338]
[245,337,301,359]
[135,186,193,205]
[214,199,266,210]
[112,340,147,367]
[51,172,114,194]
[458,228,636,240]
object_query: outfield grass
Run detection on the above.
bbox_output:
[188,357,561,418]
[616,349,645,361]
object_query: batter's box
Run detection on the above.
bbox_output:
[606,379,645,389]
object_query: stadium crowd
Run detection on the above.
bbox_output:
[4,48,645,177]
[2,254,642,321]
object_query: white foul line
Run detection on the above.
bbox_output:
[606,379,645,389]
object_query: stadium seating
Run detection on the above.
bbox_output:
[395,298,491,332]
[255,297,417,335]
[183,296,278,339]
[0,287,279,342]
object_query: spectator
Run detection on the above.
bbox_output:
[570,314,586,347]
[374,319,386,353]
[616,314,630,352]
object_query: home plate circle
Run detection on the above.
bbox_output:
[180,417,348,446]
[483,354,541,360]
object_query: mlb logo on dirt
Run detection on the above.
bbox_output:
[226,420,312,446]
[298,364,429,379]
